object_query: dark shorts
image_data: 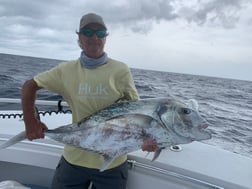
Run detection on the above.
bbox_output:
[51,156,128,189]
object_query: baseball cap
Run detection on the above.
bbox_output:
[79,13,107,31]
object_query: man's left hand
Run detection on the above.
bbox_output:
[141,138,158,152]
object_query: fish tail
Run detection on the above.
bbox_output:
[0,131,27,149]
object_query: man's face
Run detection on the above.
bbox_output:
[79,23,107,58]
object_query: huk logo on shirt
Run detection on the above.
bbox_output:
[78,83,109,99]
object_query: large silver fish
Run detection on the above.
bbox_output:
[0,97,211,171]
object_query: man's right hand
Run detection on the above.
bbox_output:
[25,119,48,141]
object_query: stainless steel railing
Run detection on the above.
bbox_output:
[127,159,224,189]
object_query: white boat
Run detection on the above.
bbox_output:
[0,98,251,189]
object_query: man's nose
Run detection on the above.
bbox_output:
[91,33,99,39]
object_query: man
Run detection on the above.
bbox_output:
[22,13,157,189]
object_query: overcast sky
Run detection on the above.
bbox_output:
[1,0,252,81]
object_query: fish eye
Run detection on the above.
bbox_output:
[181,108,191,114]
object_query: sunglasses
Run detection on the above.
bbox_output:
[80,28,107,38]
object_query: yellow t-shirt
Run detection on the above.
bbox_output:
[34,58,139,169]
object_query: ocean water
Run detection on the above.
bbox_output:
[0,53,252,158]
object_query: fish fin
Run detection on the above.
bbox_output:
[145,152,150,158]
[106,114,154,122]
[100,155,115,172]
[186,99,199,111]
[0,131,27,149]
[45,122,94,134]
[151,147,165,161]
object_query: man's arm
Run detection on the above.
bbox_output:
[21,79,48,140]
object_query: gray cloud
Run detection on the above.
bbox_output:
[0,0,249,55]
[88,0,250,32]
[177,0,247,29]
[0,0,250,35]
[0,0,251,46]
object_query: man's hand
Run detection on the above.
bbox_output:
[141,138,158,152]
[25,119,48,141]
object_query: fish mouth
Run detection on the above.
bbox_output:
[198,123,208,130]
[197,123,212,140]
